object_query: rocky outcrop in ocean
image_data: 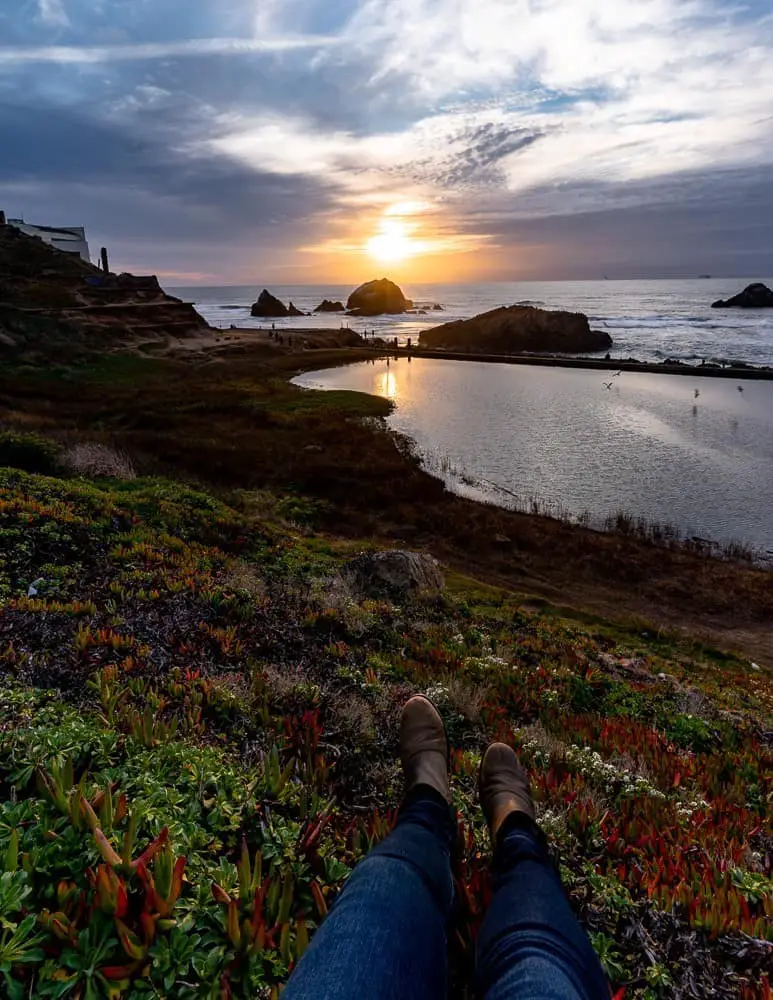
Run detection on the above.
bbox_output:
[712,283,773,308]
[419,305,613,354]
[346,278,412,316]
[250,289,289,318]
[313,300,345,313]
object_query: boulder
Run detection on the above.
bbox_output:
[287,302,305,316]
[431,303,444,311]
[250,289,289,318]
[346,278,413,316]
[419,305,612,354]
[313,299,345,313]
[341,550,444,597]
[711,283,773,308]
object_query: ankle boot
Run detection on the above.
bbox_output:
[479,742,536,837]
[400,696,450,802]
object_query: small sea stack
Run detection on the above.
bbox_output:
[313,299,345,313]
[250,289,289,318]
[712,283,773,308]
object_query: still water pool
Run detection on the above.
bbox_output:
[294,358,773,555]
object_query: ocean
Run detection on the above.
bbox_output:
[168,279,773,367]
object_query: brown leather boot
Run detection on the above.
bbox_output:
[479,742,536,838]
[400,695,450,802]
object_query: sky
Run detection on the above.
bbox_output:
[1,0,772,283]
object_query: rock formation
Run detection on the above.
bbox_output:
[313,300,345,313]
[341,550,444,597]
[419,305,613,354]
[346,278,412,316]
[0,223,209,360]
[711,283,773,308]
[287,302,305,316]
[250,289,289,318]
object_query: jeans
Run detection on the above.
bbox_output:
[283,787,609,1000]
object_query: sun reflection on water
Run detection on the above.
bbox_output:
[377,371,397,398]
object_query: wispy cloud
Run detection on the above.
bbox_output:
[35,0,70,29]
[0,35,338,66]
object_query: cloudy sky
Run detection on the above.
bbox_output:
[1,0,772,283]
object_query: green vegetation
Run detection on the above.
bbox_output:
[0,430,61,476]
[0,458,770,999]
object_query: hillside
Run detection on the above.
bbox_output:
[0,453,769,998]
[0,224,209,360]
[0,231,771,997]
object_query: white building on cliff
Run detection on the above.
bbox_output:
[5,216,91,262]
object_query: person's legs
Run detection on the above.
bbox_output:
[476,745,609,1000]
[283,698,456,1000]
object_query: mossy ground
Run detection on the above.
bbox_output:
[0,460,770,999]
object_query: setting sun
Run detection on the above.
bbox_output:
[366,219,417,263]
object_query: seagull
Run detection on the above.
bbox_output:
[602,381,614,390]
[737,385,744,392]
[612,371,623,378]
[694,389,700,399]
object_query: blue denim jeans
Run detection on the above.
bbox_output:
[283,787,609,1000]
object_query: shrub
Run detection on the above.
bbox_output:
[0,430,60,475]
[666,713,716,752]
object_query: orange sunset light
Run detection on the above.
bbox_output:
[300,202,496,281]
[367,218,420,263]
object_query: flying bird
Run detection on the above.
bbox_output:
[737,385,744,392]
[694,389,700,399]
[602,381,614,390]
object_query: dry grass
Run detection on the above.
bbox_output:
[328,693,377,749]
[432,675,486,725]
[219,560,267,602]
[63,441,136,479]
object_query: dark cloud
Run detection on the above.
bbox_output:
[470,168,773,278]
[0,85,340,278]
[386,124,544,190]
[435,124,543,188]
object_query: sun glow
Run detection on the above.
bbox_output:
[366,218,418,263]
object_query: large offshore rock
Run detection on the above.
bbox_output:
[346,278,412,316]
[419,304,612,354]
